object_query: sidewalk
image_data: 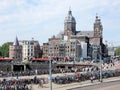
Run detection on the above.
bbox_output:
[31,76,120,90]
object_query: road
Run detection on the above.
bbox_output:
[70,80,120,90]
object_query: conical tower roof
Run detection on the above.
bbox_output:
[13,36,19,46]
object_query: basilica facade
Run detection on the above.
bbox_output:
[42,9,107,61]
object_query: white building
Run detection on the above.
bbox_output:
[19,40,41,61]
[81,42,87,59]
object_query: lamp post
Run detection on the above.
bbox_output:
[49,56,52,90]
[99,45,103,82]
[74,39,77,66]
[48,42,53,90]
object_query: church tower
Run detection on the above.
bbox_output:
[9,36,22,60]
[94,15,103,38]
[64,8,76,38]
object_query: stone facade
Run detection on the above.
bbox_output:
[9,37,22,60]
[42,9,108,61]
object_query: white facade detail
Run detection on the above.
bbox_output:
[64,36,68,41]
[81,42,87,58]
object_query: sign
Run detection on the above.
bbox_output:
[49,76,52,80]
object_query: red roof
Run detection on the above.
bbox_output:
[0,58,13,61]
[32,58,49,61]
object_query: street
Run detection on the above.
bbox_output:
[70,80,120,90]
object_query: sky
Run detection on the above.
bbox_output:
[0,0,120,46]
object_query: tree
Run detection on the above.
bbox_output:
[115,47,120,56]
[0,46,2,57]
[0,42,11,57]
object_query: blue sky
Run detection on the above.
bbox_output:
[0,0,120,46]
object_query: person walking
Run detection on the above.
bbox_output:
[40,79,44,88]
[38,79,44,88]
[90,75,93,83]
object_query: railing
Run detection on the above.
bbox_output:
[55,61,99,67]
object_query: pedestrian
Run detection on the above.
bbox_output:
[38,79,44,88]
[40,79,44,88]
[90,75,93,83]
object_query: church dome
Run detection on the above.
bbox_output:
[64,9,76,23]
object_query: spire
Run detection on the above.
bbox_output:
[96,13,98,19]
[13,36,19,46]
[69,6,71,10]
[95,13,101,24]
[68,7,72,15]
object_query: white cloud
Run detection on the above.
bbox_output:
[0,0,120,46]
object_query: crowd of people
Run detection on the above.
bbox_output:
[103,60,120,70]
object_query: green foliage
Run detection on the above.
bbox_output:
[0,42,11,57]
[115,47,120,56]
[0,46,2,56]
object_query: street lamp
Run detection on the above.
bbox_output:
[48,42,53,90]
[74,40,77,65]
[49,56,52,90]
[99,45,103,82]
